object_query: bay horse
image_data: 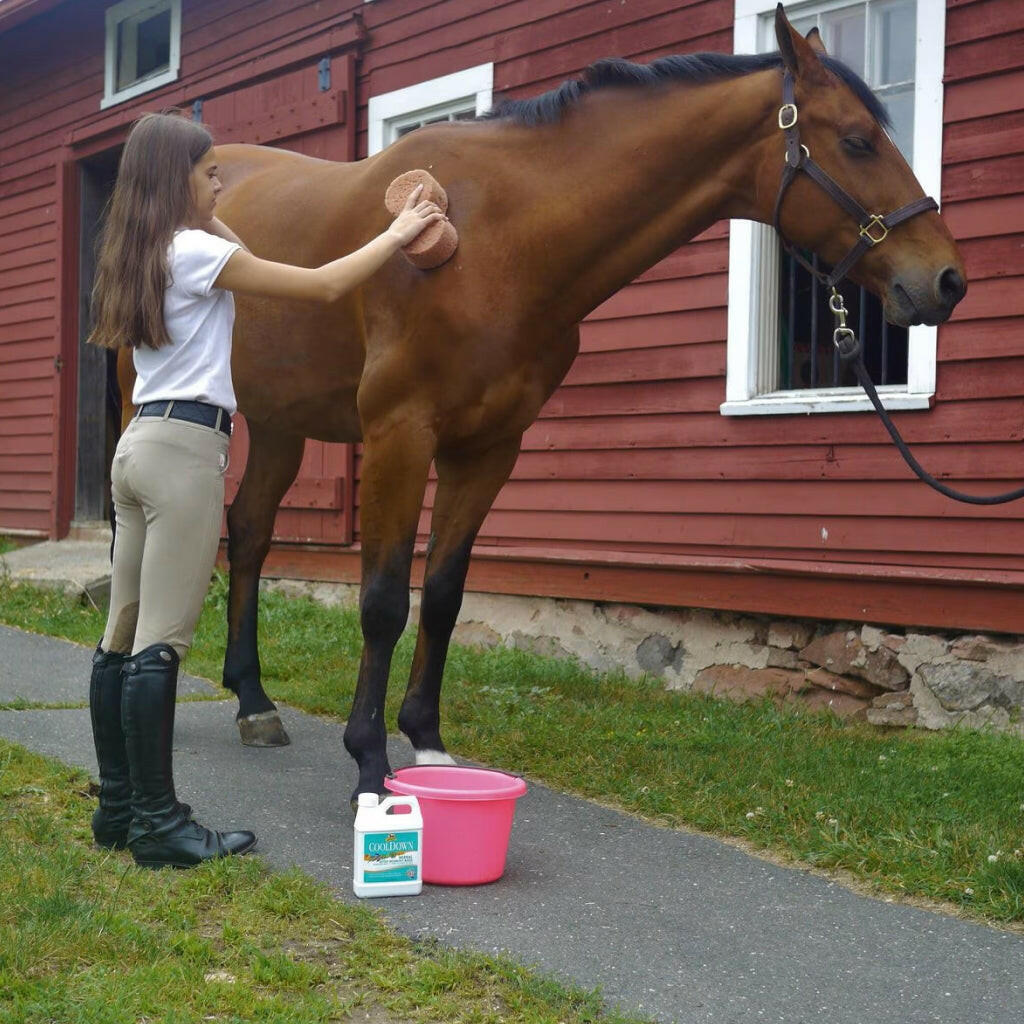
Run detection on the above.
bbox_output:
[117,7,965,803]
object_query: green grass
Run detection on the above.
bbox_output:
[2,572,1024,924]
[0,741,647,1024]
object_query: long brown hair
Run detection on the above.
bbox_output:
[87,112,213,350]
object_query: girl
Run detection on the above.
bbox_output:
[86,111,443,869]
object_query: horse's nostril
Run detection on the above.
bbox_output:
[937,266,966,307]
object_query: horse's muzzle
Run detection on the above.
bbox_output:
[886,265,967,327]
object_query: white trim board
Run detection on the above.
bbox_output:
[367,63,494,155]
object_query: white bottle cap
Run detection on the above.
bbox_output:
[356,792,379,808]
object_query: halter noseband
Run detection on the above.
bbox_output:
[772,69,938,289]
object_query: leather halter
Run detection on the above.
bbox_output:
[769,70,1024,506]
[772,69,938,289]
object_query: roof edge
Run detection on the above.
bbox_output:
[0,0,68,35]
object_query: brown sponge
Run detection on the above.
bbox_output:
[384,169,459,269]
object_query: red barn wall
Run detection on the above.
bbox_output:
[2,0,1024,631]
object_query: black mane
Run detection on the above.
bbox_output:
[480,52,890,128]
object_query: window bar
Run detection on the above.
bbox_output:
[787,253,797,389]
[858,286,867,386]
[832,297,841,386]
[810,253,819,388]
[881,315,889,386]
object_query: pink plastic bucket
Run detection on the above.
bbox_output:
[384,765,527,885]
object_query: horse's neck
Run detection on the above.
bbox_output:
[511,70,778,326]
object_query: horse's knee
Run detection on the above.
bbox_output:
[419,541,472,638]
[360,569,409,649]
[226,504,271,568]
[420,570,464,638]
[343,713,386,761]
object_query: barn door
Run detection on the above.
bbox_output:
[203,54,356,545]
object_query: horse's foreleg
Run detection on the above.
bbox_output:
[223,423,305,746]
[344,419,436,803]
[397,437,522,763]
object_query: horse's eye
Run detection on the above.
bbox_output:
[842,136,874,155]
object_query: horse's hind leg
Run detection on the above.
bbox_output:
[397,437,521,763]
[223,422,305,746]
[344,417,436,802]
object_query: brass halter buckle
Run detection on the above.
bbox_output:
[859,214,889,246]
[778,103,798,130]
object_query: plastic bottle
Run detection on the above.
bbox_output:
[352,792,423,898]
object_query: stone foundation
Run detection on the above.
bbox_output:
[261,578,1024,736]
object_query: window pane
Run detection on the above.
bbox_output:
[876,1,916,85]
[879,85,914,162]
[790,14,818,37]
[392,105,475,141]
[116,19,135,91]
[136,9,171,80]
[116,5,171,91]
[822,7,866,76]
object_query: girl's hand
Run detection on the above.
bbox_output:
[386,184,446,247]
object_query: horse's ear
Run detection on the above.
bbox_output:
[774,4,829,83]
[805,27,828,56]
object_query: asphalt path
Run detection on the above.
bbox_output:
[1,626,1022,1023]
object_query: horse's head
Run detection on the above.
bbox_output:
[766,4,965,326]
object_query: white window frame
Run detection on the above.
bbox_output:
[367,63,494,156]
[722,0,946,416]
[101,0,181,111]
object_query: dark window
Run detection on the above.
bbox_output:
[135,9,171,78]
[116,7,171,91]
[778,247,908,390]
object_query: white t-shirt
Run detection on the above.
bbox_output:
[133,228,241,414]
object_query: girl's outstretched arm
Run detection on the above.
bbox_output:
[213,185,444,303]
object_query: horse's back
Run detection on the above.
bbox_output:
[213,126,563,442]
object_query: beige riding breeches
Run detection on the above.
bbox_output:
[101,415,229,658]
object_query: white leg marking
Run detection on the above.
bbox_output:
[415,748,457,766]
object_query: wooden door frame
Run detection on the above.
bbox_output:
[54,126,131,539]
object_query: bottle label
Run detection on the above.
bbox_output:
[360,829,420,884]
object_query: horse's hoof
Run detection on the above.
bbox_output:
[237,710,291,747]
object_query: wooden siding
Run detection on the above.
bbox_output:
[0,0,363,540]
[2,0,1024,630]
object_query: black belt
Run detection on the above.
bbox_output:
[136,400,232,436]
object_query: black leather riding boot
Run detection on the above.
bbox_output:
[88,646,132,848]
[122,643,256,869]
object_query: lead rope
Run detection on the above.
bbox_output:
[828,290,1024,505]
